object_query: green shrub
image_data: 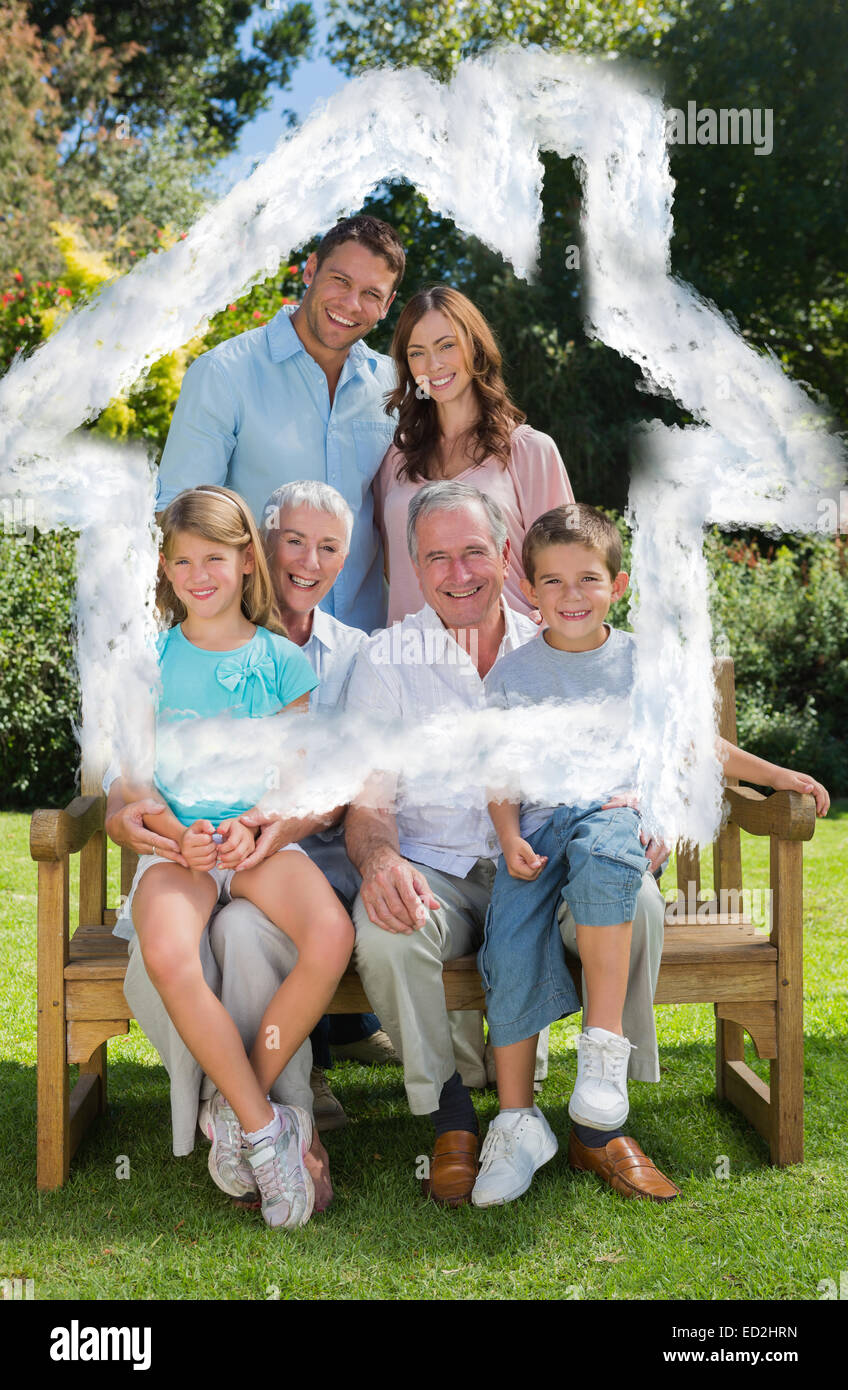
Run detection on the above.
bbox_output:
[0,531,79,807]
[707,530,848,792]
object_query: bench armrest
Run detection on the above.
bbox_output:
[30,796,105,862]
[724,786,816,842]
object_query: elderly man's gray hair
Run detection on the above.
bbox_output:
[407,480,508,563]
[261,480,354,549]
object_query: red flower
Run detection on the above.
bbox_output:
[252,310,263,319]
[45,281,52,289]
[18,290,25,300]
[287,265,299,275]
[17,316,26,325]
[1,293,10,307]
[280,296,295,304]
[57,287,72,298]
[228,304,237,312]
[130,250,137,257]
[179,232,187,239]
[13,271,23,283]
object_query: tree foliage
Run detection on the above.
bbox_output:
[324,0,847,508]
[29,0,316,149]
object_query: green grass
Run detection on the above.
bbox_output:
[1,807,846,1301]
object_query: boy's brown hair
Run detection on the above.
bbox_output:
[522,503,623,584]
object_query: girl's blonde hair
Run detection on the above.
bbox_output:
[156,485,286,635]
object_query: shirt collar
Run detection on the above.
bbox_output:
[307,604,338,651]
[416,597,526,662]
[267,302,380,377]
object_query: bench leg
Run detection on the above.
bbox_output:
[37,1001,70,1191]
[770,841,804,1166]
[78,1041,108,1115]
[715,1012,744,1101]
[37,861,70,1191]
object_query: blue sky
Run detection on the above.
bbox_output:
[211,1,350,193]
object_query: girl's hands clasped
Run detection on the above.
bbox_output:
[180,820,218,871]
[212,817,257,870]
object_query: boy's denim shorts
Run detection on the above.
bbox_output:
[478,804,648,1047]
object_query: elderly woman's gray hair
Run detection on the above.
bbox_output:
[261,480,354,550]
[406,480,508,564]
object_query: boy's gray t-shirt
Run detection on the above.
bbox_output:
[483,624,636,838]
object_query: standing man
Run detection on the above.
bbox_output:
[155,214,404,633]
[344,482,672,1206]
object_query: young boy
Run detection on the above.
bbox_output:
[472,502,829,1208]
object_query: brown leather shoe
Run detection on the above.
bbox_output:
[421,1130,480,1207]
[568,1130,680,1201]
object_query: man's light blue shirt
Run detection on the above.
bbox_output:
[155,304,397,633]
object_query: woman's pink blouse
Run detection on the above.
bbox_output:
[374,424,575,623]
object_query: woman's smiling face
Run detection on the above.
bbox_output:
[269,504,348,615]
[405,309,474,405]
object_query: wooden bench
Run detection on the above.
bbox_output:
[32,658,817,1189]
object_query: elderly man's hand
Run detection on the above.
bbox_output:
[104,797,188,866]
[360,846,441,935]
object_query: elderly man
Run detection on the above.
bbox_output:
[155,214,403,632]
[344,480,672,1206]
[105,480,378,1211]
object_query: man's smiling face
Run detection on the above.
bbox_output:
[297,240,397,354]
[412,502,510,630]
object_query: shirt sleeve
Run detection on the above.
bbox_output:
[343,640,402,721]
[155,353,237,511]
[507,427,575,530]
[275,639,320,708]
[102,758,121,794]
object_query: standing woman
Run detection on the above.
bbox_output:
[375,285,574,623]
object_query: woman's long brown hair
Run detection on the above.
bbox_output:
[384,285,525,484]
[156,485,287,635]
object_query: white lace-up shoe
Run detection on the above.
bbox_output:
[246,1104,315,1230]
[568,1029,634,1130]
[204,1090,258,1201]
[471,1108,558,1207]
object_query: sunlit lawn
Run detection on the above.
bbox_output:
[1,805,846,1301]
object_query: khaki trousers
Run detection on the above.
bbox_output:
[353,861,665,1115]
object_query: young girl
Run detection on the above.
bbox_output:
[122,485,354,1230]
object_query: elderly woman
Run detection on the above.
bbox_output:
[375,285,574,624]
[260,480,399,1129]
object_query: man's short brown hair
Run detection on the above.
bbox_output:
[522,503,623,584]
[314,215,406,293]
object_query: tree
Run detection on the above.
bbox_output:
[324,0,847,507]
[0,1,63,282]
[28,1,316,150]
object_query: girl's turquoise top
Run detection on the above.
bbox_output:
[153,623,318,827]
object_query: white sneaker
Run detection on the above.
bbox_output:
[204,1090,258,1201]
[568,1029,634,1130]
[246,1104,315,1230]
[471,1108,558,1207]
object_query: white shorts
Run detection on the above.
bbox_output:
[118,842,307,934]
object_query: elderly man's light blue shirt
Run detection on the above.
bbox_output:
[155,304,397,633]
